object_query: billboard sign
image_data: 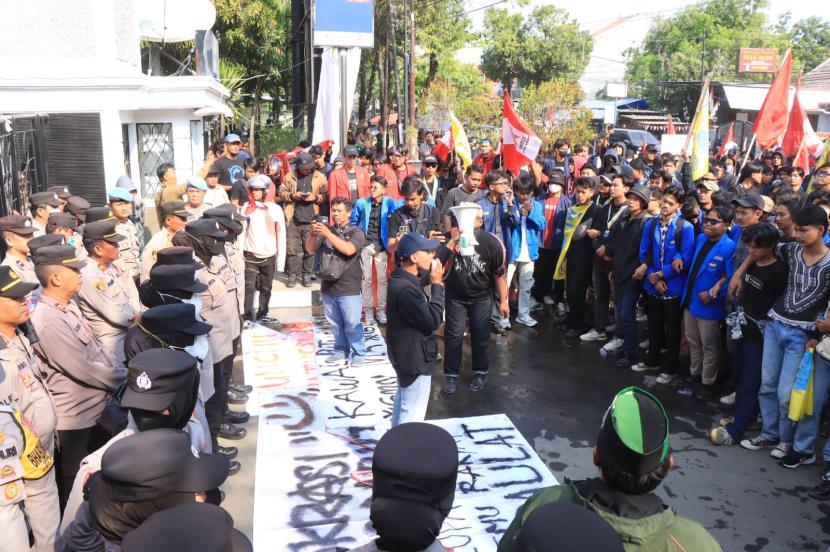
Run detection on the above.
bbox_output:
[314,0,375,48]
[738,48,778,73]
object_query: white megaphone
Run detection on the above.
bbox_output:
[449,202,482,256]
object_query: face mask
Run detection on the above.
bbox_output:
[66,235,77,247]
[184,334,209,362]
[202,236,226,256]
[725,166,734,174]
[182,294,202,314]
[131,371,199,432]
[548,184,562,194]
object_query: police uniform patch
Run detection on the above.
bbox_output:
[0,432,4,445]
[94,280,106,293]
[0,464,15,479]
[136,371,152,390]
[4,481,18,500]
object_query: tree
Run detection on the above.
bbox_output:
[417,70,501,140]
[414,0,471,91]
[518,80,595,150]
[480,6,593,88]
[789,16,830,75]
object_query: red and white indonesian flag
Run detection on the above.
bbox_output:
[782,76,821,170]
[501,91,542,175]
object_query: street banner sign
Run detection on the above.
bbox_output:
[313,0,375,48]
[738,48,778,73]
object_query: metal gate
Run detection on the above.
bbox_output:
[0,116,49,217]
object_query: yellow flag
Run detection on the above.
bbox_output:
[690,90,710,181]
[818,138,829,168]
[450,113,472,169]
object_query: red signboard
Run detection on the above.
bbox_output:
[738,48,779,73]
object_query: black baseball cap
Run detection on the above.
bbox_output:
[645,144,658,152]
[154,247,203,270]
[47,212,78,231]
[29,191,61,209]
[548,171,566,186]
[343,145,358,157]
[27,234,63,255]
[149,264,207,293]
[396,232,439,258]
[47,185,72,199]
[121,502,252,552]
[32,245,86,269]
[85,206,115,224]
[295,152,314,169]
[203,205,247,224]
[0,214,35,235]
[140,303,211,337]
[160,201,191,219]
[422,155,438,165]
[83,220,124,243]
[732,193,765,211]
[121,349,200,411]
[513,502,624,552]
[64,196,91,222]
[0,266,38,298]
[185,219,227,239]
[101,429,230,502]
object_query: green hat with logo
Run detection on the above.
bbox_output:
[597,387,670,476]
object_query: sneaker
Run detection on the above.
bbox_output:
[490,322,507,336]
[257,314,281,324]
[376,310,388,325]
[529,301,544,312]
[364,312,375,325]
[605,324,616,333]
[720,391,736,405]
[302,275,313,288]
[442,377,458,395]
[242,320,253,330]
[631,362,660,373]
[286,275,297,288]
[554,302,567,317]
[616,356,633,369]
[326,351,347,364]
[656,372,676,384]
[710,426,735,446]
[469,373,487,392]
[740,434,780,451]
[604,338,624,353]
[636,308,647,323]
[580,329,607,342]
[515,315,538,327]
[500,318,512,330]
[779,449,815,469]
[543,295,556,306]
[350,355,367,367]
[638,339,650,351]
[770,441,793,459]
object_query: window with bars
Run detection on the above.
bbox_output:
[136,123,175,199]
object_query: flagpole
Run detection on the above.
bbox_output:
[738,133,757,173]
[681,78,710,156]
[794,133,808,169]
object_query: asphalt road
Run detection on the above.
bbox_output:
[427,313,830,552]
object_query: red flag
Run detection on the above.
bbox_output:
[666,115,676,135]
[432,129,453,162]
[781,72,821,170]
[501,91,541,176]
[717,122,735,158]
[753,49,792,149]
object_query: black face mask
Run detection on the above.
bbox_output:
[130,370,200,432]
[202,235,226,256]
[220,220,243,241]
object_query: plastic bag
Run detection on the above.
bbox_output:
[789,348,815,422]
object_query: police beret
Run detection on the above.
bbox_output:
[107,187,133,203]
[186,176,208,191]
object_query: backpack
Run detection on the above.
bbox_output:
[646,216,688,253]
[319,225,359,282]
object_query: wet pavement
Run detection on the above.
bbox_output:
[426,315,830,551]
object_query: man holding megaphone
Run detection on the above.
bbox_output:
[437,203,508,395]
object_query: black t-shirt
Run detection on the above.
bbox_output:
[366,201,383,249]
[293,174,315,223]
[741,260,788,339]
[317,225,366,297]
[683,239,717,309]
[437,228,505,299]
[211,156,246,187]
[387,204,441,238]
[230,178,248,205]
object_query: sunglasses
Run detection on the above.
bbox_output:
[424,163,437,168]
[703,218,724,225]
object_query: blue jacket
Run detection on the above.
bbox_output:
[681,233,736,320]
[508,201,546,264]
[640,215,695,298]
[475,194,519,254]
[350,196,396,251]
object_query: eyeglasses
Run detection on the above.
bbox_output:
[817,171,830,177]
[703,218,724,225]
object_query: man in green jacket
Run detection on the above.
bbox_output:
[498,387,722,552]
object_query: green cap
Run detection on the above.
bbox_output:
[597,387,670,476]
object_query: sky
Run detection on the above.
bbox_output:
[454,0,816,98]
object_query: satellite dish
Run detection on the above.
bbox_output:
[138,0,216,43]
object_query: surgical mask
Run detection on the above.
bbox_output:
[548,184,562,194]
[184,334,209,362]
[725,166,734,174]
[66,234,77,247]
[182,294,203,314]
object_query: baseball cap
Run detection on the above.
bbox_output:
[64,196,91,222]
[396,232,439,258]
[697,172,719,191]
[100,428,230,502]
[645,144,658,152]
[47,212,78,231]
[154,246,203,270]
[159,201,191,220]
[247,174,271,190]
[761,195,774,214]
[548,171,566,186]
[626,185,650,206]
[0,214,35,235]
[185,219,227,239]
[342,145,358,157]
[0,266,38,298]
[121,349,201,411]
[422,155,438,165]
[186,176,208,192]
[47,185,72,199]
[29,191,61,209]
[115,176,138,193]
[83,220,124,244]
[295,152,314,169]
[513,502,624,552]
[107,187,133,204]
[121,502,252,552]
[85,207,115,224]
[27,234,63,255]
[597,387,670,476]
[224,133,242,144]
[732,193,764,211]
[149,264,207,293]
[32,245,86,269]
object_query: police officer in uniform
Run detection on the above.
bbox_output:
[108,187,142,280]
[141,201,191,283]
[30,245,126,508]
[0,265,60,551]
[26,234,64,258]
[47,185,72,210]
[64,195,91,226]
[47,211,87,260]
[29,191,62,237]
[83,206,115,225]
[77,219,142,369]
[0,404,30,550]
[139,252,203,308]
[0,214,37,283]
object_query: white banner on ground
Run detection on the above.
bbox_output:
[243,319,558,551]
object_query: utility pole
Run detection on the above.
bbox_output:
[291,0,306,132]
[389,0,403,145]
[408,0,416,132]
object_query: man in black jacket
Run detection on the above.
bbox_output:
[387,232,445,426]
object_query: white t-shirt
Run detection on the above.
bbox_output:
[516,216,531,263]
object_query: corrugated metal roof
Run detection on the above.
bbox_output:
[721,84,829,112]
[805,59,830,90]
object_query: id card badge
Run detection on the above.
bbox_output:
[603,230,609,238]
